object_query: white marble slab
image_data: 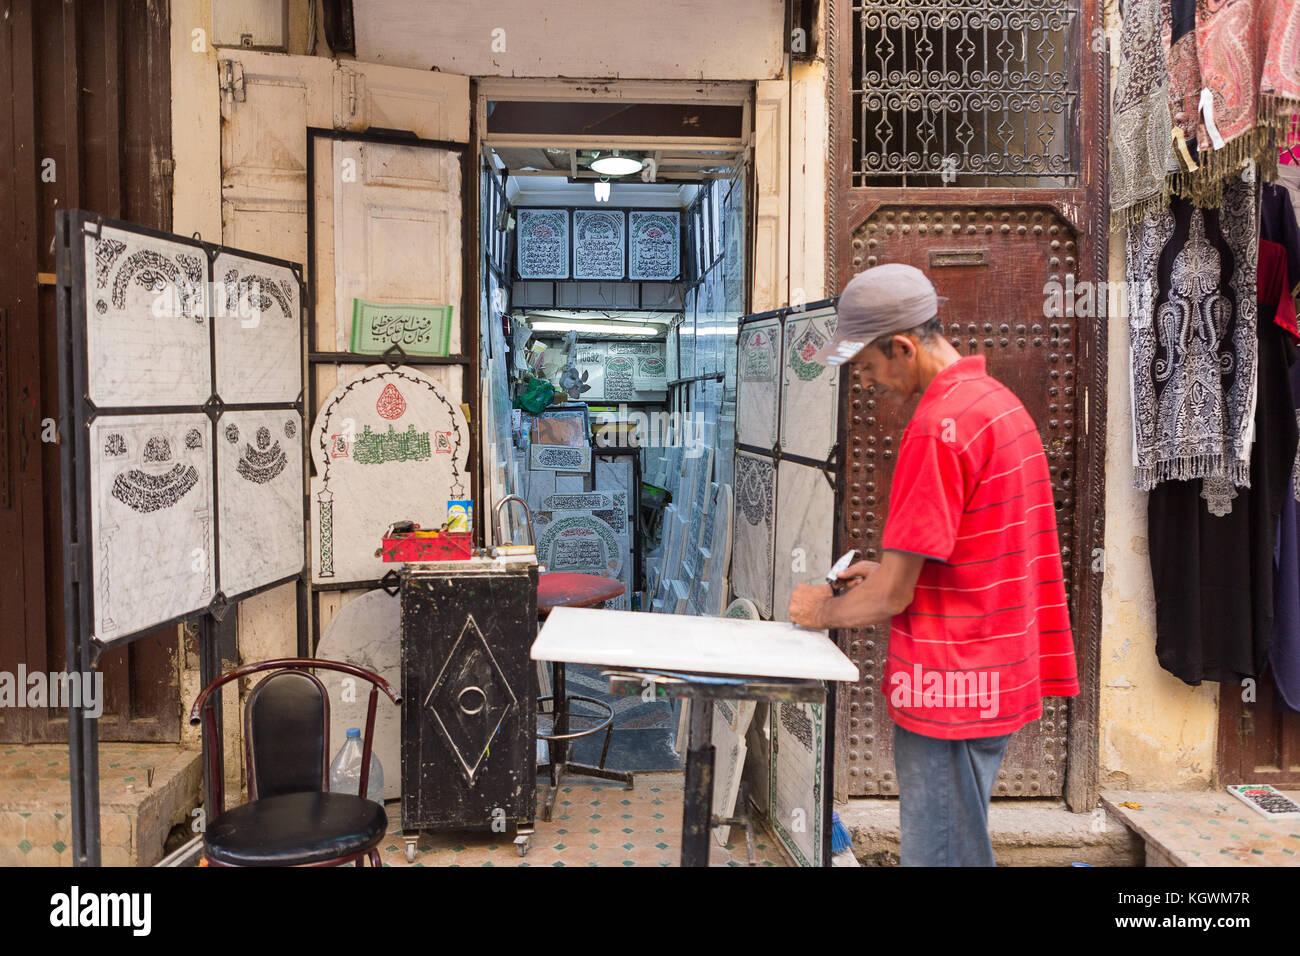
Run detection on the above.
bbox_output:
[554,473,587,493]
[736,319,780,448]
[535,510,623,577]
[212,251,302,404]
[781,305,839,462]
[707,483,734,597]
[769,701,825,867]
[724,597,760,619]
[711,697,757,844]
[216,409,305,599]
[772,460,836,624]
[309,365,469,583]
[687,435,716,555]
[83,224,210,408]
[541,491,613,512]
[670,579,690,614]
[731,451,775,618]
[89,413,214,641]
[316,589,402,799]
[532,606,858,682]
[688,546,712,614]
[704,577,730,617]
[530,443,592,473]
[712,728,747,846]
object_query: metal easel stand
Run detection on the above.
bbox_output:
[535,661,634,822]
[607,669,827,868]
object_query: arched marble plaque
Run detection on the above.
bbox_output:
[310,365,469,583]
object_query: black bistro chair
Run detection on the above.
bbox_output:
[189,658,401,867]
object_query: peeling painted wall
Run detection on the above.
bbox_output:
[1095,0,1219,791]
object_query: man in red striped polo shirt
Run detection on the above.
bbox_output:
[788,264,1078,867]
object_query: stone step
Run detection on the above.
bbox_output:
[838,797,1145,866]
[0,743,201,866]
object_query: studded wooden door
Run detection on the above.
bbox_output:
[825,0,1110,806]
[839,206,1080,797]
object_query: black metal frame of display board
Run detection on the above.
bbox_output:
[304,127,480,653]
[55,209,311,866]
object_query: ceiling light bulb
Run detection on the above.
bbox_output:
[590,151,644,176]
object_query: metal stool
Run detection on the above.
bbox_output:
[535,575,636,821]
[493,498,636,822]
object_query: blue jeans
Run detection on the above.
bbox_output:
[893,722,1012,866]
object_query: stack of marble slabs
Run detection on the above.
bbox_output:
[653,503,690,609]
[594,454,636,609]
[674,431,713,593]
[688,482,733,617]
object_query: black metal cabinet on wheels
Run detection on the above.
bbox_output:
[399,556,539,858]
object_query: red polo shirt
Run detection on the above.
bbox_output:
[881,355,1078,740]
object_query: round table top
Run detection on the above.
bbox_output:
[537,572,625,613]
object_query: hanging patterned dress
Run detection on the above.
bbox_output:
[1140,178,1298,685]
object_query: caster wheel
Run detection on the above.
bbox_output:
[405,842,416,863]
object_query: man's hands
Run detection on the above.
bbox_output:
[834,559,880,588]
[788,560,881,627]
[788,582,834,628]
[786,551,923,630]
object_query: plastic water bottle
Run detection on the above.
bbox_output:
[329,728,384,803]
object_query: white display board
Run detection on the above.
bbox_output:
[573,341,668,403]
[573,209,626,280]
[309,365,470,583]
[732,303,842,867]
[66,213,307,645]
[316,589,402,799]
[89,414,215,642]
[85,225,211,407]
[516,208,570,279]
[629,210,681,280]
[731,451,776,618]
[769,701,825,867]
[212,252,303,404]
[217,410,306,599]
[780,305,839,461]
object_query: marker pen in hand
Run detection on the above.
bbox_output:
[826,549,860,595]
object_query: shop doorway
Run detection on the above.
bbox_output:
[477,81,751,770]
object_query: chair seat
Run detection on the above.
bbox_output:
[204,791,388,867]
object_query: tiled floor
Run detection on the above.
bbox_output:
[1103,790,1300,866]
[0,743,200,866]
[376,772,789,867]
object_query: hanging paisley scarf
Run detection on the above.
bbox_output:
[1178,0,1300,205]
[1128,177,1260,490]
[1111,0,1180,227]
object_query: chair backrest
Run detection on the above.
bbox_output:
[244,670,330,800]
[190,657,400,816]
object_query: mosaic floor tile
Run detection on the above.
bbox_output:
[377,773,790,867]
[1103,790,1300,867]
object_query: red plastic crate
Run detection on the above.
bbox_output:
[380,529,473,562]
